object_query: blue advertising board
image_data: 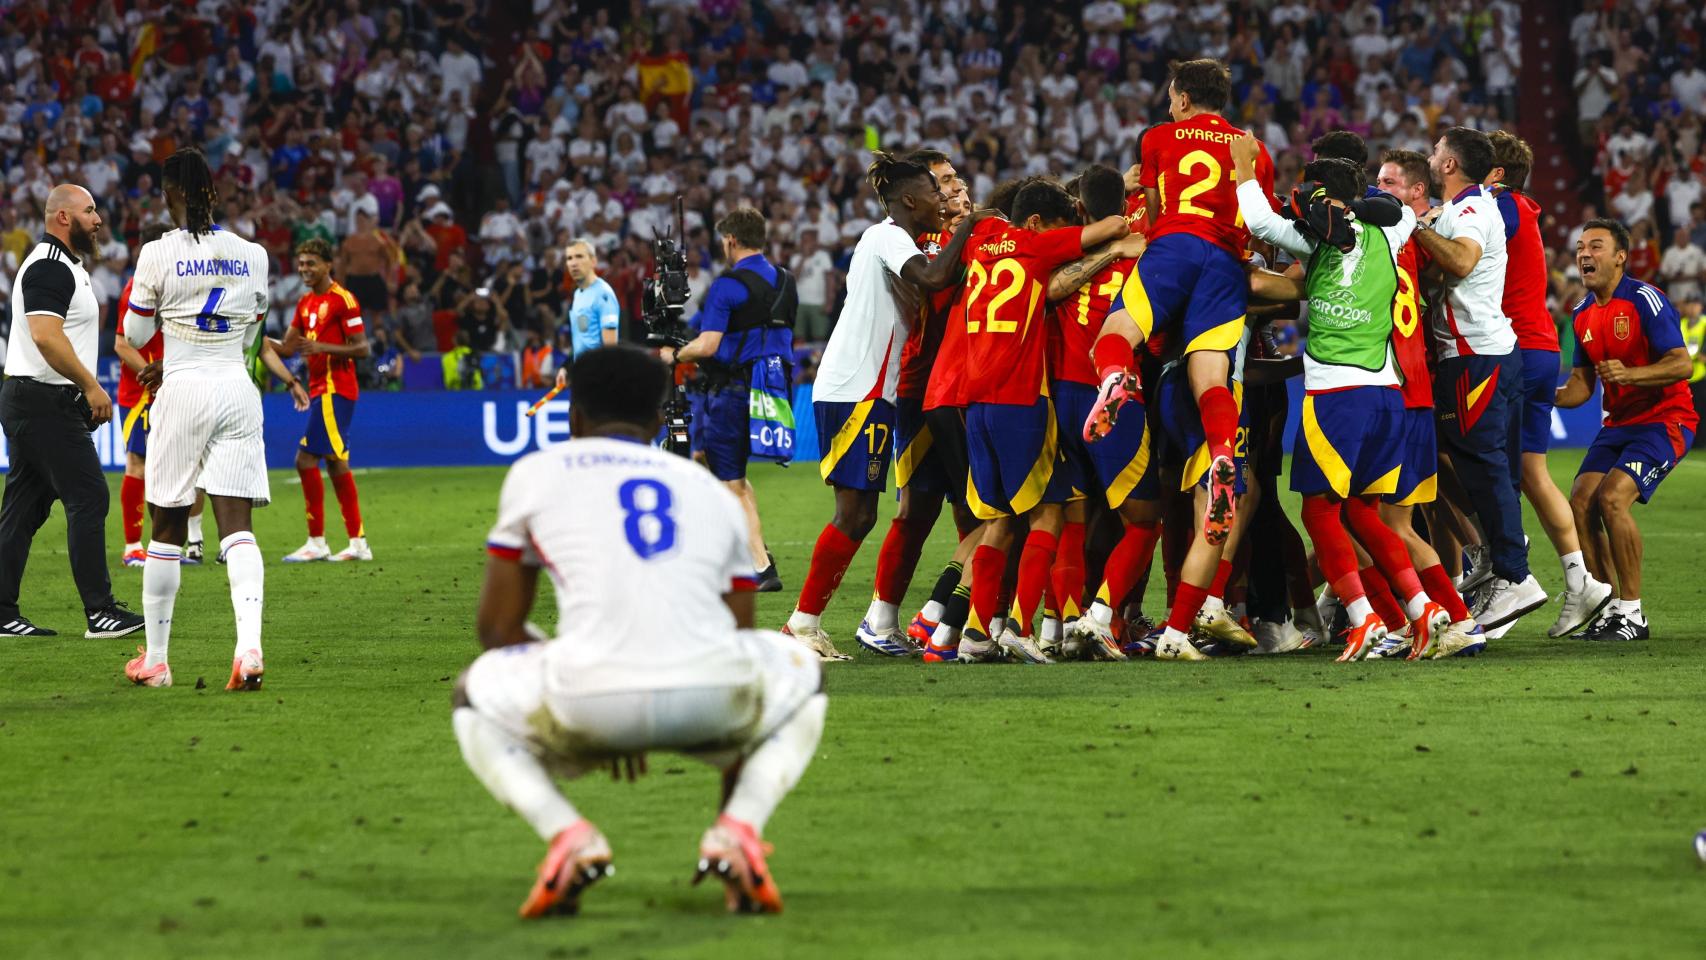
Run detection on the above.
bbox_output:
[0,380,1614,474]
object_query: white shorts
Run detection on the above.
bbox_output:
[463,630,822,776]
[146,376,270,508]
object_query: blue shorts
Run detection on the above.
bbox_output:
[1054,379,1157,508]
[1154,367,1248,494]
[1291,386,1406,499]
[895,396,957,500]
[816,398,894,491]
[965,397,1071,519]
[121,401,150,457]
[1519,348,1561,455]
[1386,406,1439,506]
[688,386,749,481]
[1123,233,1248,356]
[301,393,356,460]
[1577,422,1694,504]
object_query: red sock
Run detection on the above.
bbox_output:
[330,470,364,538]
[873,519,911,604]
[796,523,863,616]
[1101,520,1160,610]
[120,475,145,544]
[1165,580,1209,634]
[1014,530,1058,636]
[1093,333,1136,382]
[1359,564,1409,631]
[1198,385,1238,458]
[1051,521,1087,617]
[1420,564,1472,622]
[1208,558,1234,598]
[969,544,1006,634]
[1301,495,1365,604]
[1343,497,1424,610]
[299,466,326,538]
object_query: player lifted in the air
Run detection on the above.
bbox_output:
[453,345,825,917]
[272,237,374,564]
[121,148,309,689]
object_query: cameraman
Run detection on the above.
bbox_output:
[661,208,792,591]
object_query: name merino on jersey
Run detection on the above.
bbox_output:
[486,437,762,698]
[126,227,270,359]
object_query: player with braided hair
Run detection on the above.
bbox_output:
[780,153,993,661]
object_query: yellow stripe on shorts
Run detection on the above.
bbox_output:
[820,399,874,482]
[1301,396,1352,499]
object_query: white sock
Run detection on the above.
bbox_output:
[1560,551,1587,592]
[865,597,898,631]
[453,707,581,841]
[124,541,141,553]
[222,532,264,659]
[309,535,329,551]
[920,599,944,622]
[142,542,182,668]
[348,535,367,550]
[1161,625,1190,646]
[1403,592,1431,621]
[930,621,960,646]
[1346,595,1375,624]
[787,610,820,632]
[1041,617,1061,643]
[1200,594,1226,616]
[187,514,203,543]
[725,693,826,835]
[1615,598,1644,623]
[1088,600,1114,627]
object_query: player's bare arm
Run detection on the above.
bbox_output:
[27,312,111,424]
[302,329,371,359]
[1413,215,1482,279]
[258,335,312,411]
[670,328,723,364]
[1598,347,1691,387]
[113,331,146,374]
[1554,364,1595,409]
[723,590,756,629]
[1249,266,1305,303]
[274,326,306,358]
[1046,232,1146,303]
[899,207,996,292]
[474,554,541,650]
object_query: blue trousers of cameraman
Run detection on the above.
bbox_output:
[689,385,751,481]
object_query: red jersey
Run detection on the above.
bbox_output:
[924,218,1005,411]
[1497,189,1559,352]
[292,283,366,399]
[898,229,953,401]
[1392,237,1432,409]
[1049,257,1139,387]
[1124,191,1151,236]
[1140,113,1276,258]
[1572,275,1698,431]
[116,277,163,409]
[961,222,1085,405]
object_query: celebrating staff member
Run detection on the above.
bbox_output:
[0,184,144,639]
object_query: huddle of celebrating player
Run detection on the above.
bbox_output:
[782,58,1697,665]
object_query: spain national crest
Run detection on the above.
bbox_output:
[1613,313,1631,340]
[867,459,882,483]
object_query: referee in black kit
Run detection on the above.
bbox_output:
[0,184,143,639]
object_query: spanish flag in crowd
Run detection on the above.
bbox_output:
[130,23,158,80]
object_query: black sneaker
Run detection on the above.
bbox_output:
[0,615,58,637]
[184,540,204,565]
[1584,612,1649,642]
[755,551,783,593]
[85,601,145,639]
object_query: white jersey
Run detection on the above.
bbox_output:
[486,436,760,697]
[1429,185,1515,360]
[125,226,269,380]
[5,235,99,385]
[813,218,922,403]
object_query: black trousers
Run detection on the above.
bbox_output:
[0,377,114,618]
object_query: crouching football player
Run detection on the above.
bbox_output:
[452,345,826,917]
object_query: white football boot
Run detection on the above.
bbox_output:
[282,537,331,563]
[1548,576,1612,638]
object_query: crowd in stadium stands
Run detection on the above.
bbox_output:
[1568,2,1706,350]
[0,0,1696,390]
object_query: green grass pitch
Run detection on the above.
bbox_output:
[3,455,1705,958]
